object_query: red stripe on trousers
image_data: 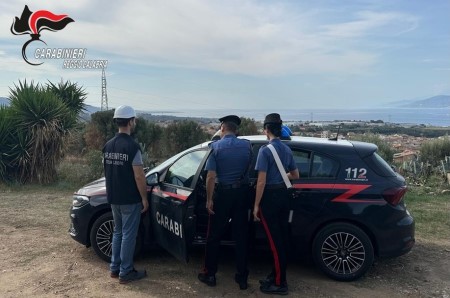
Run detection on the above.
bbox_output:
[260,210,281,285]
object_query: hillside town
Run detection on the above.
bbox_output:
[196,118,448,161]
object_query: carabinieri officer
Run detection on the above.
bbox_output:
[198,115,252,290]
[253,113,299,295]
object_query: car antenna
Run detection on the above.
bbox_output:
[329,123,342,141]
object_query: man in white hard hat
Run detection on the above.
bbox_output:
[102,105,148,284]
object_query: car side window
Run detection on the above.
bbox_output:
[311,154,339,178]
[164,150,208,188]
[292,150,311,178]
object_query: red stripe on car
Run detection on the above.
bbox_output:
[292,183,384,204]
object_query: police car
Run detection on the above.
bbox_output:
[69,135,415,281]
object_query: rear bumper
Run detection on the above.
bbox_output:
[376,213,415,258]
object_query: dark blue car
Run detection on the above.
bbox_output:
[69,135,415,281]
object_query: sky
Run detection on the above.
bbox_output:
[0,0,449,112]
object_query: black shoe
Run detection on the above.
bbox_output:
[110,271,119,278]
[198,273,216,287]
[119,269,147,284]
[260,283,289,295]
[259,273,275,286]
[259,277,274,286]
[234,273,248,290]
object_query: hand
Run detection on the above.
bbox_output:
[141,198,149,213]
[253,205,260,222]
[206,200,215,215]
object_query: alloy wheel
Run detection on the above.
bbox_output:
[320,232,366,275]
[95,219,114,257]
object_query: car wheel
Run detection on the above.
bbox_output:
[89,212,142,262]
[312,222,374,281]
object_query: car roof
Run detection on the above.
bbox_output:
[199,135,374,157]
[238,135,354,147]
[200,135,354,147]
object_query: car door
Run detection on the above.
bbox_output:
[150,148,209,262]
[289,149,339,237]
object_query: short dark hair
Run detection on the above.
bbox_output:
[264,123,282,137]
[222,121,238,133]
[114,117,134,127]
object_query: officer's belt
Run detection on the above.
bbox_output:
[264,183,286,190]
[216,182,248,190]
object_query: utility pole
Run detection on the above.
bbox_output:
[101,67,108,111]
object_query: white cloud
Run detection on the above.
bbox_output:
[32,1,387,76]
[321,11,418,38]
[1,1,420,78]
[0,0,445,113]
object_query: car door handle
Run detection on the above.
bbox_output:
[292,189,321,198]
[298,188,321,192]
[171,199,183,205]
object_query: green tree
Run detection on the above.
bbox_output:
[133,118,164,158]
[238,117,258,136]
[84,110,116,150]
[163,120,208,156]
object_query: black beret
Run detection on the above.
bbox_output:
[263,113,282,126]
[219,115,241,126]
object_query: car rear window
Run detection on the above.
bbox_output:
[292,150,339,179]
[364,152,397,177]
[311,154,339,178]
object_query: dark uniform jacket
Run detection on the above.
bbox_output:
[103,133,141,205]
[205,134,252,184]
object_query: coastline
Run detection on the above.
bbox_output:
[147,108,450,127]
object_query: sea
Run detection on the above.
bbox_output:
[152,108,450,127]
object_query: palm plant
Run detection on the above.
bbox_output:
[0,106,13,180]
[47,80,87,130]
[9,80,73,183]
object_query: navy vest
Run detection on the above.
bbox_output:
[103,133,141,205]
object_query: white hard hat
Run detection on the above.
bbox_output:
[113,105,136,119]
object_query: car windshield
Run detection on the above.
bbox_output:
[146,143,207,176]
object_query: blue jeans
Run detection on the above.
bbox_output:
[110,203,141,277]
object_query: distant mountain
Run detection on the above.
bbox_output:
[0,99,101,112]
[84,104,101,114]
[0,97,9,106]
[401,95,450,108]
[388,95,450,108]
[0,99,101,121]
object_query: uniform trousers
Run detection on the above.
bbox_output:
[259,188,290,286]
[204,186,250,277]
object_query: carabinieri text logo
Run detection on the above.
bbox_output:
[11,5,74,66]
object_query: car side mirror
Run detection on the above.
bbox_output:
[146,172,159,186]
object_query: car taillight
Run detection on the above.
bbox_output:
[382,186,407,206]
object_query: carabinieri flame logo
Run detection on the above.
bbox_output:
[11,5,74,65]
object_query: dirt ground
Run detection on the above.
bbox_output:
[0,187,449,298]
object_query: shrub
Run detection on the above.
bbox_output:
[57,151,104,187]
[419,137,450,166]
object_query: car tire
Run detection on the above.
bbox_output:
[89,212,142,262]
[312,222,374,281]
